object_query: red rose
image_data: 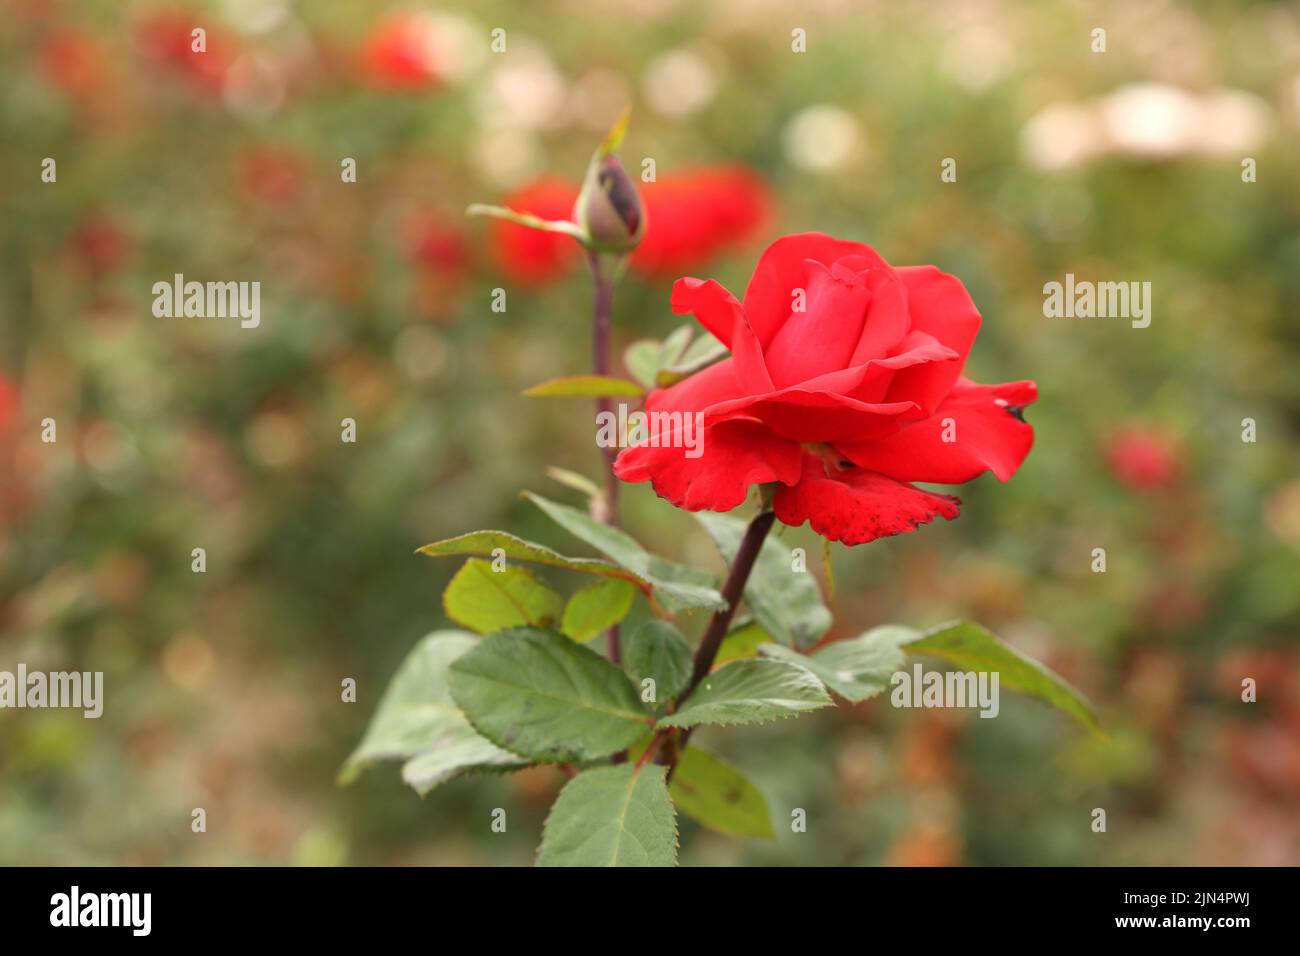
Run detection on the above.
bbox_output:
[489,178,581,285]
[359,12,442,91]
[630,166,772,279]
[235,147,306,205]
[133,10,233,94]
[486,166,772,286]
[1104,424,1181,491]
[37,29,106,98]
[0,375,17,434]
[69,215,129,277]
[614,233,1037,545]
[403,213,471,280]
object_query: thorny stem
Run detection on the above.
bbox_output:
[681,509,776,700]
[660,508,777,781]
[587,249,621,664]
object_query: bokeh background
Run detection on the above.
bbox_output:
[3,0,1299,866]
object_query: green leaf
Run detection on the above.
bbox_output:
[339,631,523,795]
[622,620,692,704]
[760,633,905,703]
[523,375,645,398]
[626,738,773,839]
[418,529,646,593]
[447,628,651,761]
[537,763,677,867]
[695,512,831,648]
[561,578,636,642]
[715,621,773,666]
[656,332,727,387]
[546,466,601,500]
[442,558,562,634]
[623,324,701,390]
[465,203,587,241]
[658,323,695,365]
[524,492,726,612]
[623,339,662,391]
[658,659,831,730]
[888,621,1101,735]
[667,748,774,839]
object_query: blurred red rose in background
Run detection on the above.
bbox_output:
[616,232,1037,545]
[0,374,17,524]
[631,166,772,279]
[404,213,471,282]
[37,28,106,97]
[488,178,581,285]
[235,147,307,205]
[360,12,442,91]
[1104,424,1182,490]
[69,215,129,277]
[134,10,233,94]
[488,166,773,285]
[0,375,17,434]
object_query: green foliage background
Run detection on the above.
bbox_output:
[2,0,1298,865]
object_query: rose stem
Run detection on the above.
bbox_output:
[586,249,622,664]
[682,508,775,696]
[658,508,777,779]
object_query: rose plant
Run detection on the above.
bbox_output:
[342,121,1096,867]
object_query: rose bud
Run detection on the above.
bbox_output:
[465,111,642,256]
[572,153,645,254]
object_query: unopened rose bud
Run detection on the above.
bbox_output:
[465,112,644,256]
[573,154,645,254]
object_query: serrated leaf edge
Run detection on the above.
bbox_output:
[536,763,679,867]
[447,633,654,763]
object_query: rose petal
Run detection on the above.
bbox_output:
[741,232,880,347]
[830,330,961,404]
[774,454,961,546]
[885,266,982,415]
[670,277,740,348]
[615,418,802,512]
[703,389,917,444]
[838,378,1037,483]
[644,357,746,416]
[850,266,911,365]
[669,277,772,394]
[762,258,873,387]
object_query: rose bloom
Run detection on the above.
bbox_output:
[360,12,442,91]
[404,213,471,281]
[1103,424,1181,490]
[615,233,1037,545]
[0,374,18,523]
[235,147,306,205]
[0,375,17,433]
[37,28,106,98]
[630,166,771,279]
[133,10,233,94]
[69,215,129,278]
[489,178,581,285]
